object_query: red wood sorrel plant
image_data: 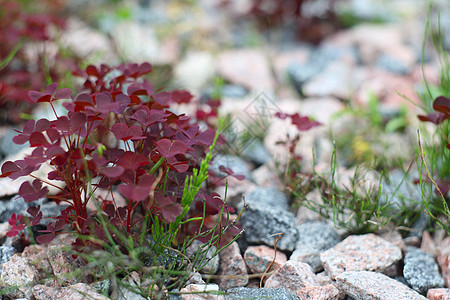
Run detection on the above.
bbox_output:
[0,62,236,255]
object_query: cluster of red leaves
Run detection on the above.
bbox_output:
[417,96,450,195]
[1,62,236,251]
[0,0,75,123]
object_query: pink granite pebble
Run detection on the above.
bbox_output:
[218,241,248,290]
[336,271,426,300]
[437,237,450,288]
[320,233,402,279]
[265,261,318,293]
[244,245,287,274]
[427,288,450,300]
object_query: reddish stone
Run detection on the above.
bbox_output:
[244,245,287,275]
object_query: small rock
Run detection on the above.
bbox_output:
[47,245,85,285]
[225,287,298,300]
[174,51,217,91]
[185,272,205,285]
[244,245,287,275]
[217,49,275,92]
[21,244,53,278]
[299,97,345,125]
[265,261,318,293]
[336,271,427,300]
[60,18,118,63]
[376,54,410,75]
[218,242,248,290]
[0,245,16,272]
[239,201,299,252]
[113,22,161,65]
[421,231,437,257]
[114,271,147,300]
[437,237,450,287]
[241,139,271,167]
[185,240,219,275]
[180,284,224,300]
[60,283,109,300]
[404,247,444,293]
[0,254,42,299]
[296,190,326,224]
[302,61,358,100]
[251,163,282,188]
[379,230,407,253]
[298,284,340,300]
[320,233,402,279]
[427,288,450,300]
[32,284,62,300]
[291,221,341,272]
[239,187,289,211]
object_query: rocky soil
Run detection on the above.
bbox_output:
[1,0,450,299]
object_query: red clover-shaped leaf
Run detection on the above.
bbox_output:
[155,139,187,158]
[28,83,71,103]
[27,206,42,226]
[19,179,49,202]
[111,123,144,141]
[116,151,149,170]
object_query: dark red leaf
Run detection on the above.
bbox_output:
[27,206,42,226]
[1,161,21,177]
[171,90,193,104]
[291,113,321,131]
[117,183,150,202]
[433,96,450,115]
[155,139,187,158]
[111,123,144,141]
[100,166,125,178]
[29,132,49,147]
[19,179,48,202]
[116,151,149,170]
[36,232,56,244]
[53,88,72,99]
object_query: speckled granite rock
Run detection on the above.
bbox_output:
[239,201,299,251]
[225,287,298,300]
[336,271,427,300]
[320,233,402,279]
[291,221,340,272]
[403,246,444,293]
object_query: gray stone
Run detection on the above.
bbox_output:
[336,271,427,300]
[376,54,410,75]
[241,139,271,167]
[185,240,219,275]
[240,202,299,251]
[287,46,355,97]
[291,221,340,272]
[379,169,423,216]
[0,246,16,273]
[240,187,289,211]
[0,195,47,224]
[403,246,444,294]
[408,211,430,239]
[0,129,27,158]
[210,154,252,182]
[225,287,298,300]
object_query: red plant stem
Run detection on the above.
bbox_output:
[126,199,134,233]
